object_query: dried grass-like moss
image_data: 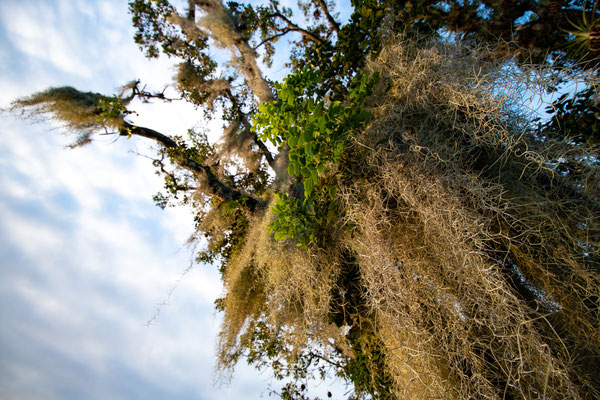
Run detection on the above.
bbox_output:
[217,38,600,398]
[215,201,346,374]
[337,38,600,399]
[175,62,231,110]
[9,86,124,147]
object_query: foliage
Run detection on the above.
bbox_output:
[97,95,136,127]
[130,0,212,62]
[286,0,388,100]
[341,327,394,400]
[268,193,319,247]
[541,87,600,145]
[152,129,215,208]
[562,2,600,54]
[254,68,378,248]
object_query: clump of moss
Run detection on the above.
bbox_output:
[10,86,126,147]
[216,37,600,399]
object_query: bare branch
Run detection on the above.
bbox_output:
[271,12,325,45]
[253,29,292,50]
[122,80,180,103]
[146,259,195,326]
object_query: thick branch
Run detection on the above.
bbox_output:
[122,122,262,211]
[123,123,178,148]
[313,0,340,33]
[255,137,276,169]
[238,114,276,170]
[196,162,259,208]
[174,1,274,104]
[187,0,196,20]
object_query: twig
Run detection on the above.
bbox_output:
[145,260,195,326]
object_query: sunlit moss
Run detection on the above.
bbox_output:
[10,86,126,147]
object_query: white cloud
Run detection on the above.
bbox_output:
[0,0,271,399]
[1,2,90,78]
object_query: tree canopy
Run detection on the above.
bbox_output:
[9,0,600,398]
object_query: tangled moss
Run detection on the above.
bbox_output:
[10,86,127,147]
[216,38,600,399]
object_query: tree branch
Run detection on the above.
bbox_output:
[253,29,292,50]
[225,90,276,171]
[271,12,325,45]
[122,123,178,148]
[121,122,263,211]
[309,350,344,369]
[158,161,197,193]
[254,136,276,170]
[133,151,198,193]
[187,0,196,21]
[313,0,340,33]
[123,80,179,104]
[173,1,275,104]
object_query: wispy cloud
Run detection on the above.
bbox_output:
[0,1,270,399]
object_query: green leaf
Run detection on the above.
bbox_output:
[303,129,312,143]
[314,101,323,115]
[328,184,337,200]
[319,117,327,132]
[333,143,343,159]
[304,143,314,157]
[274,230,286,241]
[304,178,314,196]
[311,168,319,187]
[288,135,298,147]
[354,111,372,122]
[326,204,336,225]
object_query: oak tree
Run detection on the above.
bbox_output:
[10,0,600,398]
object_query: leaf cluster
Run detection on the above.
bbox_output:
[541,87,600,146]
[253,68,378,248]
[287,0,387,100]
[97,95,136,128]
[130,0,216,85]
[227,1,293,67]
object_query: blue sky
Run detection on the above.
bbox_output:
[0,0,300,398]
